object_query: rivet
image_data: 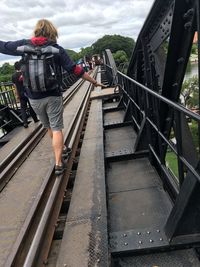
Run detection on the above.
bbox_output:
[137,232,141,235]
[123,233,127,237]
[97,259,100,263]
[64,264,67,267]
[124,242,128,246]
[150,239,153,243]
[147,231,151,234]
[160,238,163,241]
[157,229,160,233]
[172,83,178,87]
[177,57,184,63]
[138,240,142,244]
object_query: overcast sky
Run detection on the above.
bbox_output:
[0,0,154,65]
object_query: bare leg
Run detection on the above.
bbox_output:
[52,130,64,166]
[48,127,66,152]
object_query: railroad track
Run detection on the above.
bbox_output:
[3,68,98,267]
[0,76,86,192]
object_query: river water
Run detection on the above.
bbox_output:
[185,62,199,80]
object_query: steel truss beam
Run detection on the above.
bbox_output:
[105,0,200,256]
[103,49,118,86]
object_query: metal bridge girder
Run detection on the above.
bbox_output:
[106,0,200,253]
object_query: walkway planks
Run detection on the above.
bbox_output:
[56,99,109,267]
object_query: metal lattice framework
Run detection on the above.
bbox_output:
[127,0,199,164]
[104,0,200,255]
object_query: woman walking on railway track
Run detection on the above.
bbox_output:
[0,19,104,175]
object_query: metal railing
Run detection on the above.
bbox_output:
[61,72,79,90]
[105,64,200,199]
[0,82,18,109]
[0,83,21,139]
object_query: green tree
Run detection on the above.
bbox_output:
[0,62,14,75]
[113,50,128,67]
[66,47,94,63]
[181,75,199,108]
[0,63,15,82]
[92,34,135,58]
[66,49,79,62]
[191,43,197,54]
[79,46,94,61]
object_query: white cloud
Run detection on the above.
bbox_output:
[0,0,154,65]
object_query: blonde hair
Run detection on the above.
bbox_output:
[33,19,58,42]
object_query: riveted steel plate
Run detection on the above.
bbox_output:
[110,227,169,253]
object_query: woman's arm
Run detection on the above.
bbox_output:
[59,46,106,87]
[0,40,26,56]
[82,72,106,87]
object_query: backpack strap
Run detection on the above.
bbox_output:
[17,45,59,55]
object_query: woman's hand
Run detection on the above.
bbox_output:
[82,72,107,88]
[94,82,107,88]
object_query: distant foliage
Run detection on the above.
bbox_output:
[181,75,199,108]
[113,50,128,67]
[65,34,135,66]
[191,43,198,54]
[66,49,80,62]
[79,47,94,61]
[92,34,135,58]
[0,63,14,82]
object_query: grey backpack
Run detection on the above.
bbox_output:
[17,45,61,93]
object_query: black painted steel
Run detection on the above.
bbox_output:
[91,0,200,259]
[127,0,198,169]
[103,49,118,86]
[103,0,200,248]
[124,0,200,251]
[0,84,23,137]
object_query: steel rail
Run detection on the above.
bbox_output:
[0,124,42,172]
[36,81,95,266]
[0,79,84,192]
[0,125,45,191]
[4,70,97,267]
[23,86,91,267]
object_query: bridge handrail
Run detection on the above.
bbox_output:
[105,64,200,197]
[108,65,200,122]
